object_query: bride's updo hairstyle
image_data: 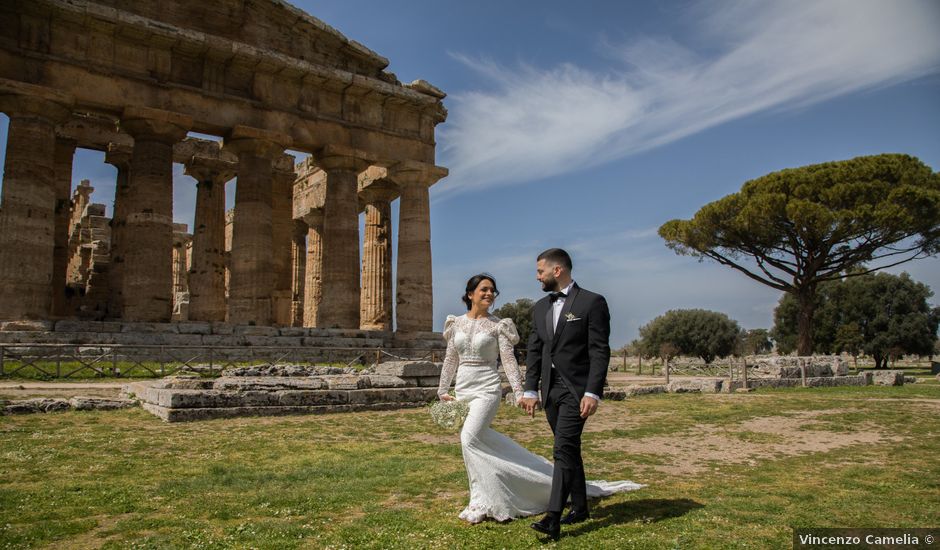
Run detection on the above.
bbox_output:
[462,273,500,310]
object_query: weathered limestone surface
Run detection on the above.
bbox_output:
[126,363,442,422]
[52,138,77,317]
[185,152,234,323]
[871,370,905,386]
[271,155,296,326]
[120,106,191,322]
[359,182,396,331]
[315,145,375,329]
[0,83,74,320]
[389,162,447,332]
[224,127,289,326]
[2,396,136,415]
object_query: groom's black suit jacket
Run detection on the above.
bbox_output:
[524,283,611,404]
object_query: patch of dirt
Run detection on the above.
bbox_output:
[599,409,905,476]
[862,398,940,411]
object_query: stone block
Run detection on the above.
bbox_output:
[325,375,370,390]
[1,320,54,332]
[243,336,277,346]
[416,376,441,387]
[121,323,180,334]
[365,375,410,388]
[211,323,235,335]
[667,379,723,393]
[157,389,284,409]
[234,325,280,336]
[346,387,437,405]
[3,398,71,414]
[276,390,350,406]
[871,370,905,386]
[624,385,667,396]
[278,327,308,337]
[68,396,137,410]
[375,361,441,378]
[202,334,246,346]
[176,322,212,335]
[212,377,328,391]
[859,372,874,385]
[54,320,122,333]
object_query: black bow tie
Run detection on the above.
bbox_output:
[549,291,567,303]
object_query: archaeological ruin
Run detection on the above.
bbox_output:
[0,0,449,350]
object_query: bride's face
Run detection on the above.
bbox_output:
[469,279,497,310]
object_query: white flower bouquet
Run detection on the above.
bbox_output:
[429,398,470,431]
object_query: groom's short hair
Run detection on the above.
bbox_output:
[537,248,572,271]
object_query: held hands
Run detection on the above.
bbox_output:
[579,395,598,419]
[518,397,539,417]
[439,394,455,402]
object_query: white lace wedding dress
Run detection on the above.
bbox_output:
[438,314,644,523]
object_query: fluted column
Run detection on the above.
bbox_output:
[119,106,192,322]
[359,184,397,331]
[51,138,77,317]
[224,126,289,325]
[104,143,132,319]
[0,85,73,320]
[312,145,376,329]
[183,157,234,322]
[389,162,448,333]
[271,155,296,326]
[291,219,307,327]
[302,210,323,327]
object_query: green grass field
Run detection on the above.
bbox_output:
[2,382,938,549]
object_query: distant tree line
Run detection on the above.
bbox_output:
[493,270,937,368]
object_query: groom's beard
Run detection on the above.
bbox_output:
[541,276,558,292]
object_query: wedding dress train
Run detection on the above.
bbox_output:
[438,314,644,523]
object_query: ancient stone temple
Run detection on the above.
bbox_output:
[0,0,448,342]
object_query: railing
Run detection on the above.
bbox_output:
[0,344,446,379]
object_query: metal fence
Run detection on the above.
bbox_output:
[0,344,446,379]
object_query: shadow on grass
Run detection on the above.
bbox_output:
[567,498,704,537]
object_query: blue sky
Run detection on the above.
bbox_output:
[2,0,939,346]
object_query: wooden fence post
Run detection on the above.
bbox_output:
[742,357,749,390]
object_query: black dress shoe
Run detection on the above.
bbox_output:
[559,509,590,525]
[530,513,560,541]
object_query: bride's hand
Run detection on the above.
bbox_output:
[439,394,455,401]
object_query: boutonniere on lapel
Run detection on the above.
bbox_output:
[564,313,581,322]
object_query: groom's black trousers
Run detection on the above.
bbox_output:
[544,370,588,514]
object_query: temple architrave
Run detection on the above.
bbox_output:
[0,0,448,342]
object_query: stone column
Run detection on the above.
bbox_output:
[312,145,376,329]
[0,84,73,320]
[359,184,398,331]
[51,137,77,317]
[223,126,289,326]
[389,162,448,333]
[271,155,296,326]
[119,106,192,322]
[290,219,307,327]
[104,143,132,319]
[302,210,323,327]
[183,157,234,322]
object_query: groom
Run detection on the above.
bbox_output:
[520,248,610,541]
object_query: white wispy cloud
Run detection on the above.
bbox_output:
[435,0,940,198]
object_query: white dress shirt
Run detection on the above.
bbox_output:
[524,281,600,403]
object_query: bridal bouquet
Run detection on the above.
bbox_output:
[429,398,470,431]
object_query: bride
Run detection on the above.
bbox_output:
[437,273,643,524]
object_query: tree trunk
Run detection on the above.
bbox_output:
[796,287,817,356]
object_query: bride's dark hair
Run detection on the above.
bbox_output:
[462,273,499,310]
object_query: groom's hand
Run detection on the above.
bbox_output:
[520,397,539,417]
[579,396,598,419]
